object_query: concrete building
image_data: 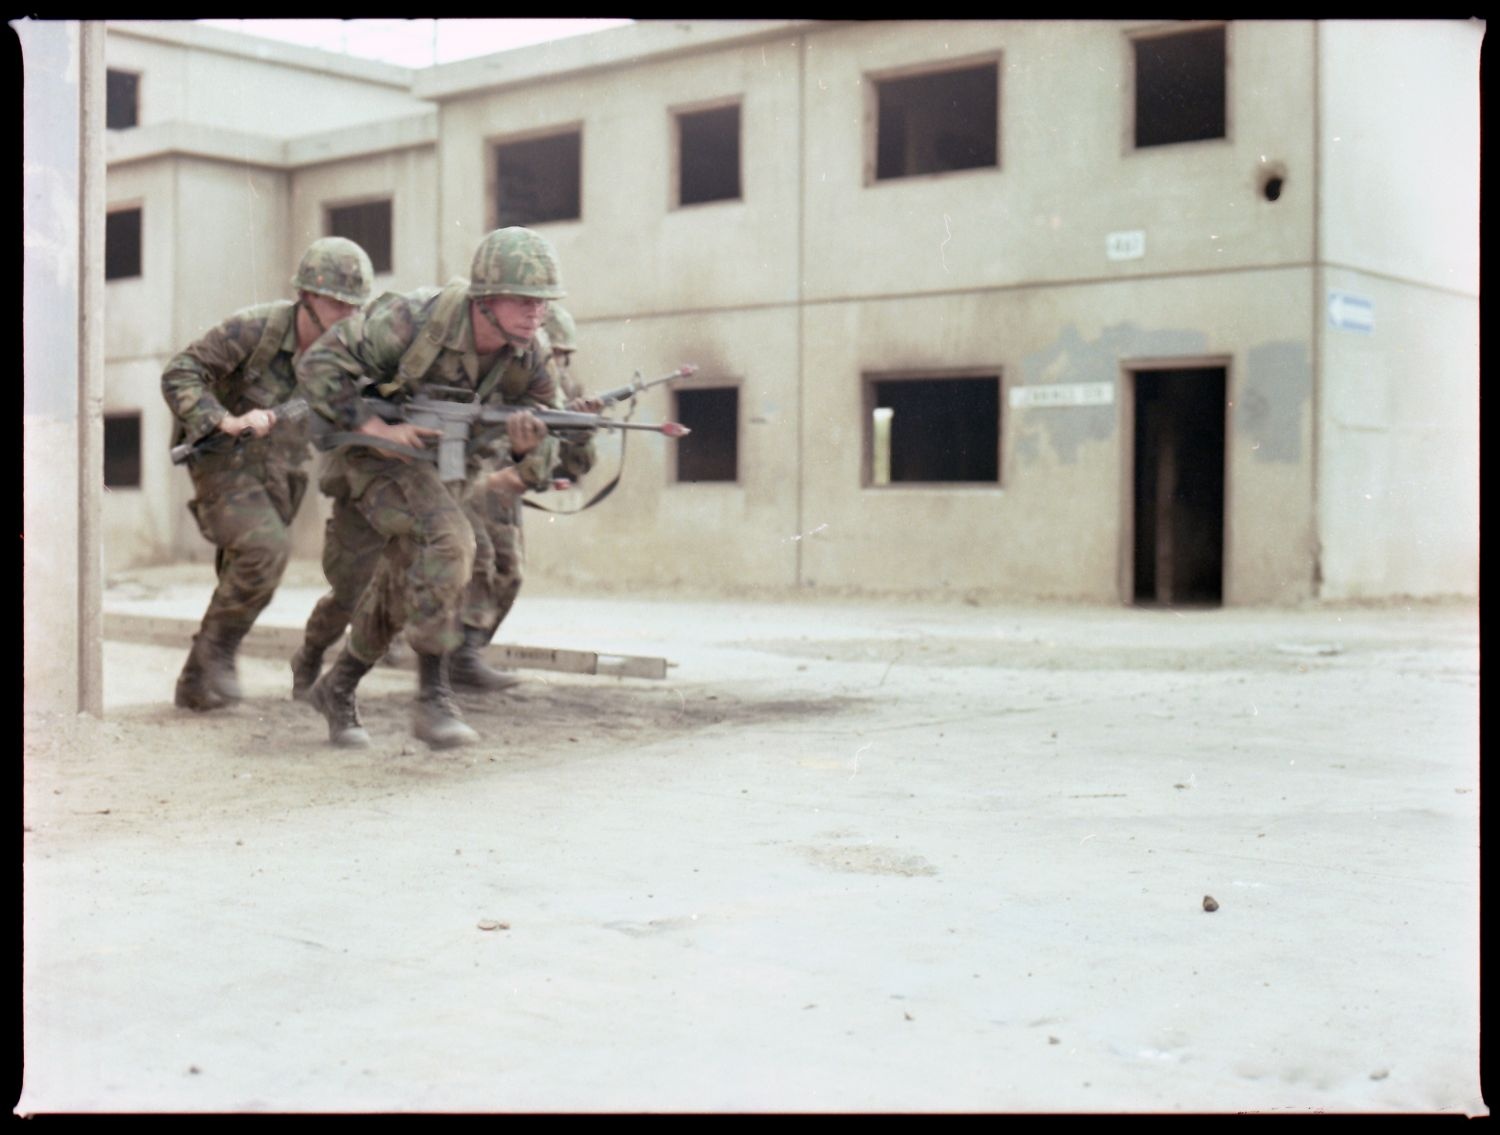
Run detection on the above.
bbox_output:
[96,18,1481,605]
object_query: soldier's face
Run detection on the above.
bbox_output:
[483,295,549,343]
[307,294,359,328]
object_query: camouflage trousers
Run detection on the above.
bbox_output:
[301,487,387,655]
[185,446,307,635]
[337,458,476,664]
[460,478,526,638]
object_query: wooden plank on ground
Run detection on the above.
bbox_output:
[103,612,672,679]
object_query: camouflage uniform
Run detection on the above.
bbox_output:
[163,301,310,700]
[299,227,568,749]
[297,285,561,664]
[167,237,373,712]
[458,309,593,646]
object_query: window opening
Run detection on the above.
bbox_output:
[677,104,741,206]
[674,387,739,483]
[326,200,393,273]
[1133,26,1226,148]
[104,413,142,488]
[495,131,582,227]
[870,376,999,484]
[105,208,142,280]
[106,70,139,130]
[875,63,998,180]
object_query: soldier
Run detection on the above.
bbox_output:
[296,227,564,750]
[164,237,373,711]
[448,304,602,693]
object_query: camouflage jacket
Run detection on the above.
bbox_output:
[541,330,596,483]
[161,301,302,452]
[296,283,562,492]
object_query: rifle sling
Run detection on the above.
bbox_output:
[521,431,627,516]
[377,281,469,398]
[241,302,297,409]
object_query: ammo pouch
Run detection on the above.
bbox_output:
[271,470,310,527]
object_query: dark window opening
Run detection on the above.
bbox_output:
[1132,368,1225,606]
[678,104,741,206]
[104,413,142,488]
[106,70,139,130]
[875,63,998,181]
[1133,26,1226,148]
[105,208,142,280]
[495,131,582,227]
[674,387,739,483]
[871,376,999,484]
[326,200,393,273]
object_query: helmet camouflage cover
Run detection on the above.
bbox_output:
[292,237,374,305]
[469,227,567,299]
[543,305,577,352]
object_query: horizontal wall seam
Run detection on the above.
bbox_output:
[581,259,1474,325]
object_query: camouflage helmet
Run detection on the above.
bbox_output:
[542,305,577,352]
[469,227,567,300]
[291,237,374,305]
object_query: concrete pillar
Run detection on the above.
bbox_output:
[21,18,105,716]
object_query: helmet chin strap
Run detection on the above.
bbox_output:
[300,296,329,337]
[475,299,531,349]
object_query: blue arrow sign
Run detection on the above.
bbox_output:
[1328,290,1374,334]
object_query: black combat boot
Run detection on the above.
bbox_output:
[199,624,248,702]
[174,634,229,711]
[290,642,326,702]
[414,651,479,750]
[448,624,523,692]
[308,649,374,748]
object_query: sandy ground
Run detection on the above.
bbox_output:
[19,564,1486,1115]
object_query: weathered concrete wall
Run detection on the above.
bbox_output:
[103,159,175,364]
[527,268,1317,604]
[1319,20,1481,293]
[435,33,804,316]
[102,153,293,571]
[799,20,1316,300]
[524,306,803,591]
[22,18,105,715]
[106,22,425,136]
[289,145,440,295]
[1313,20,1480,599]
[1317,271,1479,599]
[91,18,1480,603]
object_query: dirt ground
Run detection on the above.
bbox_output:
[18,564,1486,1115]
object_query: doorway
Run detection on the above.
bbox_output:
[1132,367,1226,606]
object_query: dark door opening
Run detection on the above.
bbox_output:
[1133,367,1225,606]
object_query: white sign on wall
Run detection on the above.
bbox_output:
[1106,230,1146,260]
[1327,290,1374,333]
[1009,382,1116,408]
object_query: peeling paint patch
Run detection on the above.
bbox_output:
[1018,324,1209,464]
[1241,342,1310,463]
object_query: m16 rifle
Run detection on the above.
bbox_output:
[170,397,310,465]
[347,385,690,483]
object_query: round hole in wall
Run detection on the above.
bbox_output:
[1259,163,1288,203]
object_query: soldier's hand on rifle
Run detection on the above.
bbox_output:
[356,416,442,462]
[485,466,528,496]
[567,394,604,415]
[505,408,548,457]
[218,408,276,439]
